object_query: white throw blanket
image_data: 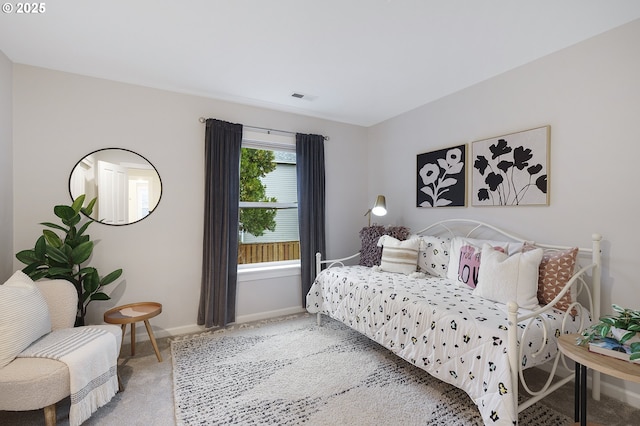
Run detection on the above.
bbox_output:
[18,327,119,426]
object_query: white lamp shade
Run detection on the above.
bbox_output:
[371,195,387,216]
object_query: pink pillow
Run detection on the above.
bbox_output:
[447,237,514,289]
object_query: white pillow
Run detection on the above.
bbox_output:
[473,244,544,310]
[416,235,450,278]
[447,237,524,288]
[0,271,52,368]
[377,236,420,274]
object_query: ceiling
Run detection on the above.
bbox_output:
[2,1,640,127]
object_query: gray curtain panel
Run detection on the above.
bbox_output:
[198,119,243,328]
[296,133,326,305]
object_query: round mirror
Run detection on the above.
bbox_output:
[69,148,162,225]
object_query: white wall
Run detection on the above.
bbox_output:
[12,65,368,336]
[0,50,12,282]
[368,19,640,405]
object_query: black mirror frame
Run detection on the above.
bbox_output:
[68,147,163,226]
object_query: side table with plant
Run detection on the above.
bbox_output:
[579,304,640,361]
[16,194,123,326]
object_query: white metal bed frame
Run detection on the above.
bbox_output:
[313,219,602,423]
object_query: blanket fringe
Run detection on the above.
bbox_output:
[69,374,119,426]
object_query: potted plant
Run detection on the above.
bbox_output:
[579,304,640,361]
[16,194,123,326]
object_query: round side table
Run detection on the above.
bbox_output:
[558,333,640,426]
[104,302,163,362]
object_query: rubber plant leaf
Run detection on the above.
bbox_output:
[21,262,45,276]
[46,245,69,264]
[90,292,110,301]
[76,221,92,239]
[81,197,97,216]
[43,229,63,248]
[79,267,97,276]
[16,249,39,264]
[71,194,86,214]
[62,214,81,228]
[25,269,49,281]
[54,205,76,221]
[34,235,47,260]
[47,266,74,276]
[76,235,90,245]
[40,221,68,233]
[71,241,93,265]
[83,271,100,294]
[100,269,123,286]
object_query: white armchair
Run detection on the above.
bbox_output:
[0,274,123,426]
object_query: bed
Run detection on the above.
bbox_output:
[306,219,602,425]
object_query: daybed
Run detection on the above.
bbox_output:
[306,219,602,425]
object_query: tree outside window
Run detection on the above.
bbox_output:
[239,147,299,264]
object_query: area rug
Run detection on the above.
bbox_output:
[171,314,571,425]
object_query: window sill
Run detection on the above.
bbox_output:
[237,262,301,281]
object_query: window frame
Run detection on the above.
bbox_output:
[238,130,299,269]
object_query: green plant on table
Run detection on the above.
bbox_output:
[15,194,123,326]
[578,304,640,360]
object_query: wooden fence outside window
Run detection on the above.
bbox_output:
[238,241,300,264]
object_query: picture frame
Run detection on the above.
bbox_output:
[471,126,550,206]
[416,144,466,207]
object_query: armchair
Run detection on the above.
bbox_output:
[0,274,123,426]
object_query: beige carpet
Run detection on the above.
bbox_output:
[1,314,639,425]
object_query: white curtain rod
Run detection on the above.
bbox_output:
[198,117,329,141]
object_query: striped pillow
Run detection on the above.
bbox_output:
[377,236,420,274]
[0,271,52,368]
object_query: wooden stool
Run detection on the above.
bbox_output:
[104,302,163,362]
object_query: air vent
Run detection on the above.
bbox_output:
[290,92,317,101]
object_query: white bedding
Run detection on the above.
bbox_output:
[306,265,588,426]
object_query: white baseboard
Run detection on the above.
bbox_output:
[235,306,307,324]
[537,361,640,409]
[122,307,307,343]
[596,374,640,408]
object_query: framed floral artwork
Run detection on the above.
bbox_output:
[471,126,549,206]
[416,144,466,207]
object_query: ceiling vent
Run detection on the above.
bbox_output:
[291,92,317,101]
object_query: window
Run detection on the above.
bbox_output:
[238,131,299,265]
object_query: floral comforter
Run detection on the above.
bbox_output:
[306,266,587,425]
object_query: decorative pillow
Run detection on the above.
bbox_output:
[377,236,420,274]
[531,244,579,313]
[0,271,52,369]
[447,237,523,288]
[359,225,410,267]
[473,244,544,310]
[416,235,450,278]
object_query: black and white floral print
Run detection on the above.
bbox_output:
[417,145,466,207]
[472,126,549,206]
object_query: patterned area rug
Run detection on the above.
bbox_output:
[171,315,570,425]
